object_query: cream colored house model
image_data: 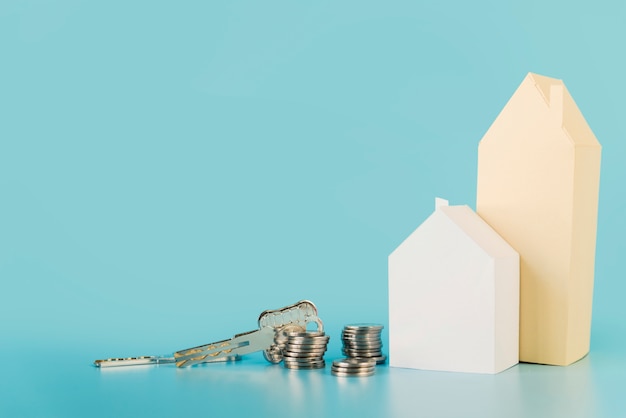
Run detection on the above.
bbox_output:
[388,198,519,374]
[477,73,601,366]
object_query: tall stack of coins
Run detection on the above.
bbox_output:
[331,358,376,377]
[282,331,329,369]
[341,324,386,364]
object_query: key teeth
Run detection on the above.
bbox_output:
[257,300,320,329]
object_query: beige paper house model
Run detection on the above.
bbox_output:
[477,73,601,366]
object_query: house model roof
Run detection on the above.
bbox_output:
[392,198,517,261]
[438,202,517,259]
[480,72,600,149]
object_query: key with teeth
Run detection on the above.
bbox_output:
[94,300,323,368]
[93,354,239,368]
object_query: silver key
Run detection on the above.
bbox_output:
[94,355,239,368]
[93,300,323,368]
[94,356,174,368]
[174,300,323,367]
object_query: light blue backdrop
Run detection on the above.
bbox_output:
[1,1,624,417]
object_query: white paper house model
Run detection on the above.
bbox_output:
[388,198,519,374]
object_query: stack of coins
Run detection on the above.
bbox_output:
[331,358,376,377]
[341,323,386,364]
[282,331,330,370]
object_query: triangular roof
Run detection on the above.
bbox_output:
[392,199,517,261]
[439,204,517,259]
[481,72,600,148]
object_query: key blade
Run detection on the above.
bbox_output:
[174,327,275,367]
[94,354,241,368]
[94,356,176,368]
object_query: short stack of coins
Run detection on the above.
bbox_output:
[331,358,376,377]
[282,331,329,370]
[341,323,386,364]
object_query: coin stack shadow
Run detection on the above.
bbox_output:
[341,324,387,365]
[282,331,330,370]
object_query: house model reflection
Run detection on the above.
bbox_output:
[476,72,601,366]
[388,198,519,374]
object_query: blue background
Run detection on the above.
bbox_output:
[1,1,625,417]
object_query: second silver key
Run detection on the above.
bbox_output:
[174,300,323,367]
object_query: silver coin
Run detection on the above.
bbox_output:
[284,348,328,354]
[341,338,383,344]
[342,348,382,357]
[342,328,382,333]
[284,363,326,369]
[342,349,382,353]
[283,331,327,338]
[286,337,330,343]
[341,331,382,338]
[345,355,387,365]
[341,333,382,338]
[284,358,325,364]
[342,345,382,351]
[288,333,330,338]
[287,343,328,348]
[332,369,375,376]
[331,370,375,377]
[332,362,376,373]
[341,335,382,341]
[341,333,382,339]
[284,345,328,352]
[342,342,383,348]
[332,358,376,367]
[344,323,384,330]
[284,343,329,349]
[283,351,326,357]
[341,334,382,340]
[284,353,327,359]
[284,356,325,362]
[342,334,382,339]
[342,327,383,334]
[344,341,380,345]
[286,343,328,348]
[283,351,324,358]
[342,329,382,334]
[342,355,382,360]
[342,347,382,353]
[331,365,376,373]
[283,353,326,359]
[287,333,329,338]
[284,346,328,352]
[284,355,325,362]
[284,359,326,366]
[331,360,374,367]
[285,365,325,370]
[285,344,328,349]
[331,372,375,377]
[342,339,381,345]
[333,358,376,370]
[284,362,325,368]
[342,341,381,347]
